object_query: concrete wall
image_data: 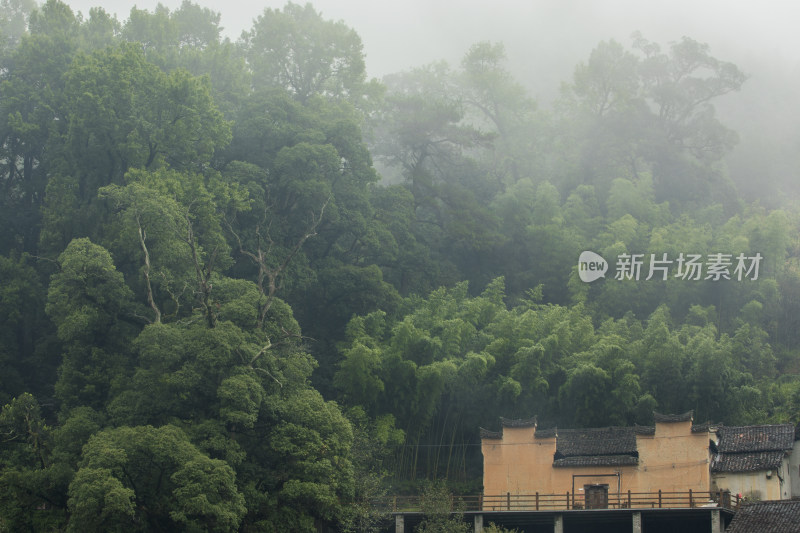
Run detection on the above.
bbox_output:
[482,420,711,500]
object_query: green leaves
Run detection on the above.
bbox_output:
[560,34,746,208]
[335,342,384,409]
[243,2,368,103]
[67,468,136,533]
[218,373,264,429]
[61,42,230,179]
[45,239,135,411]
[0,393,49,469]
[1,4,800,528]
[263,388,354,524]
[46,238,132,340]
[69,425,246,532]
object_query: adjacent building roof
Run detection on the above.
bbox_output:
[716,425,795,453]
[690,422,714,433]
[534,427,557,439]
[711,451,786,473]
[726,500,800,533]
[711,424,795,473]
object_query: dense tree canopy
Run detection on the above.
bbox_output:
[1,0,799,530]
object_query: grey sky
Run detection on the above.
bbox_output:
[63,0,800,98]
[52,0,800,199]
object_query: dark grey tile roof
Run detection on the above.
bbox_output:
[480,428,502,440]
[726,500,800,533]
[500,416,537,428]
[553,455,638,468]
[717,425,795,453]
[555,427,638,457]
[535,428,557,439]
[653,411,694,423]
[711,450,786,473]
[710,425,795,473]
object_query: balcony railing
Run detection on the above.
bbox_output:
[378,490,739,513]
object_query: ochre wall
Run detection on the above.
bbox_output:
[482,420,711,500]
[633,421,710,493]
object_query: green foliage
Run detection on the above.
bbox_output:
[0,393,71,531]
[37,40,231,253]
[46,239,136,411]
[559,34,746,209]
[483,525,521,533]
[1,4,800,529]
[0,0,36,47]
[0,254,52,401]
[61,42,230,174]
[46,240,131,343]
[218,373,264,429]
[0,1,80,253]
[68,425,246,532]
[0,393,49,469]
[242,2,370,103]
[415,481,471,533]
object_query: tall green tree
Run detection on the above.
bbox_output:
[559,35,746,209]
[242,2,374,105]
[0,392,73,531]
[0,254,54,402]
[0,0,79,253]
[67,425,246,532]
[39,42,230,252]
[459,41,541,187]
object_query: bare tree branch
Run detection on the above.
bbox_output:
[136,214,161,324]
[227,194,332,329]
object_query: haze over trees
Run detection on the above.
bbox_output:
[1,1,799,530]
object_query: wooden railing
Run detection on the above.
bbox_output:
[378,490,738,513]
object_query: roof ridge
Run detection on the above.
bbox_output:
[500,416,537,428]
[557,425,635,433]
[723,423,794,429]
[479,427,503,440]
[653,410,694,423]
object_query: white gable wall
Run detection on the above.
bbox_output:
[790,440,800,498]
[711,456,791,501]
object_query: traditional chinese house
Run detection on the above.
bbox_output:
[710,424,799,501]
[390,413,799,533]
[480,412,800,506]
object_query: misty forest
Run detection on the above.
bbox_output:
[1,0,800,531]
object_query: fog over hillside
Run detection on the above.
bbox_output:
[5,2,800,528]
[63,0,800,92]
[58,0,800,203]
